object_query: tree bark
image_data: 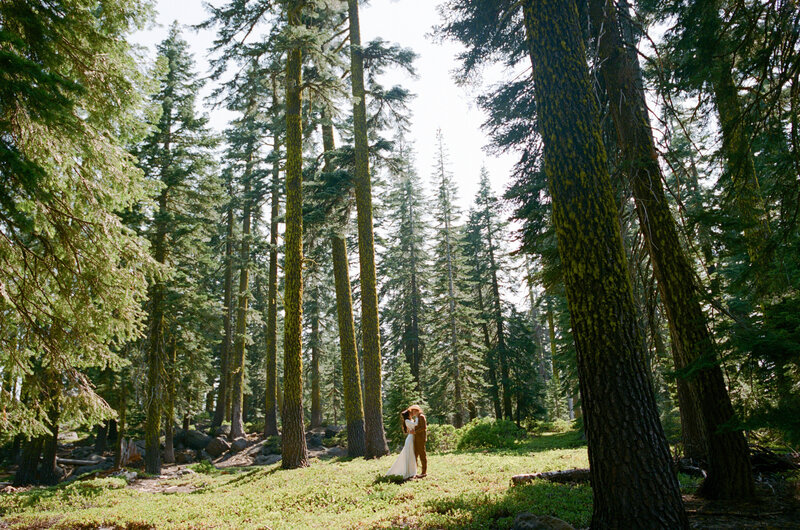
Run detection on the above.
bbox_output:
[230,164,254,441]
[347,0,388,459]
[310,284,323,429]
[589,0,753,500]
[281,4,309,468]
[212,181,235,430]
[264,83,281,438]
[521,1,688,527]
[94,421,109,455]
[13,435,43,486]
[322,118,367,457]
[163,337,177,463]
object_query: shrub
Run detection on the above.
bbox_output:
[456,418,527,450]
[426,423,461,453]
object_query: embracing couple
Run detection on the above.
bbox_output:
[385,404,427,480]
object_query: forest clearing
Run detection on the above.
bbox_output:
[2,0,800,528]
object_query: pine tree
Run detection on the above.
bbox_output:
[382,361,426,449]
[426,131,482,427]
[135,24,219,475]
[379,139,429,383]
[1,0,153,477]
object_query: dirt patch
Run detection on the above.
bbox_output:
[684,482,800,529]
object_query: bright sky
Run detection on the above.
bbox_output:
[131,0,518,211]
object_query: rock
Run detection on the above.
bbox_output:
[175,450,195,464]
[72,460,113,477]
[229,437,248,454]
[206,437,231,458]
[306,433,324,449]
[322,446,347,459]
[184,430,211,451]
[214,424,231,437]
[113,470,138,482]
[324,425,345,438]
[512,513,575,530]
[261,437,281,455]
[177,468,197,476]
[58,431,79,442]
[254,454,282,466]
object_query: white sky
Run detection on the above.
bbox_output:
[131,0,518,211]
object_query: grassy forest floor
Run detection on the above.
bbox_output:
[1,430,798,529]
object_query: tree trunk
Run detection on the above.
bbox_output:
[13,435,43,486]
[589,0,753,500]
[310,285,323,429]
[163,337,177,463]
[347,0,388,459]
[94,421,109,454]
[145,183,169,476]
[107,419,118,444]
[281,5,309,468]
[230,169,253,441]
[322,118,367,457]
[485,216,511,420]
[212,177,236,430]
[265,86,281,438]
[521,1,688,527]
[114,380,128,470]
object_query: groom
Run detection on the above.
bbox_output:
[408,405,427,478]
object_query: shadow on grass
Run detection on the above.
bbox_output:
[416,480,592,529]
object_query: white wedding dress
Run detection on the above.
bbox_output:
[386,418,417,479]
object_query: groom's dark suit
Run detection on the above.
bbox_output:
[413,414,427,475]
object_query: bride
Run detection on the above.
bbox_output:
[385,409,417,479]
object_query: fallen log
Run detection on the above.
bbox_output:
[56,457,106,466]
[511,468,591,486]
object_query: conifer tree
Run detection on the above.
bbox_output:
[136,24,219,475]
[379,139,429,383]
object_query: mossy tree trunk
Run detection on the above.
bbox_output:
[322,119,366,457]
[347,0,388,458]
[281,2,309,468]
[521,1,688,527]
[590,0,754,500]
[212,178,236,430]
[264,94,282,438]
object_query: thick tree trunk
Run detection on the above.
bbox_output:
[522,1,688,527]
[322,118,367,457]
[212,181,236,430]
[281,7,309,468]
[265,95,281,438]
[589,0,753,500]
[347,0,388,459]
[14,435,43,486]
[94,421,109,454]
[107,419,118,444]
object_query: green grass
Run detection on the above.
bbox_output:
[0,431,592,529]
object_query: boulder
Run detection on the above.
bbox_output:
[72,460,113,478]
[175,450,195,465]
[324,425,345,438]
[322,446,347,459]
[214,424,231,437]
[177,468,197,477]
[206,437,231,458]
[184,430,212,451]
[113,470,138,482]
[306,433,324,449]
[261,437,282,455]
[229,437,249,454]
[254,454,282,466]
[512,514,574,530]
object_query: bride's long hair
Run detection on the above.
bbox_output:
[400,409,411,433]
